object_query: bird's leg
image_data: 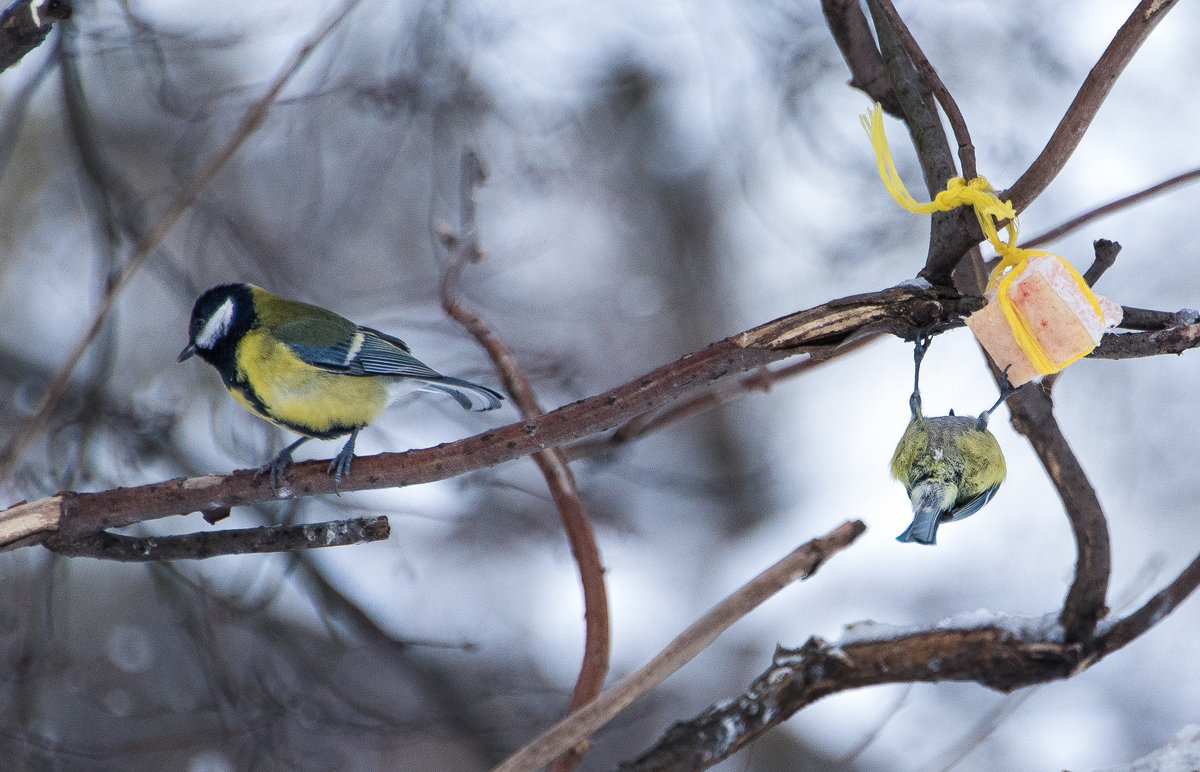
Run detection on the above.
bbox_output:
[257,436,310,489]
[329,428,359,493]
[909,331,932,418]
[976,365,1018,430]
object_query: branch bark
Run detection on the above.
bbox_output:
[42,516,389,560]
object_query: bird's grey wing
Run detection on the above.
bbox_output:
[945,484,1000,522]
[277,319,443,379]
[344,327,446,378]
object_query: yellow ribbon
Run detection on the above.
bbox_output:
[861,103,1104,374]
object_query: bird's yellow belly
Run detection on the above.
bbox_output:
[232,333,388,438]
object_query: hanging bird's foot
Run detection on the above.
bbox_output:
[909,329,935,419]
[977,365,1019,429]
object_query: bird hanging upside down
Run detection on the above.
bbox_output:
[890,333,1014,545]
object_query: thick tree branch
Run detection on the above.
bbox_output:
[864,0,981,288]
[11,287,1200,551]
[1005,387,1110,645]
[867,0,976,179]
[620,627,1082,771]
[819,0,902,116]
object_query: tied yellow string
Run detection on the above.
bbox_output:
[861,103,1104,374]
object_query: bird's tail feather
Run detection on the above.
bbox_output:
[422,376,504,411]
[897,507,941,545]
[897,481,956,545]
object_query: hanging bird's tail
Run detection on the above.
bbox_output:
[897,480,956,545]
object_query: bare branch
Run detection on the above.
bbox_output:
[1004,0,1182,213]
[1022,167,1200,248]
[1005,387,1110,644]
[1097,550,1200,656]
[1082,238,1121,287]
[867,0,976,179]
[864,0,981,287]
[10,284,1200,554]
[495,520,866,772]
[0,285,971,548]
[42,516,390,561]
[437,151,610,772]
[819,0,902,115]
[1091,321,1200,360]
[621,628,1083,771]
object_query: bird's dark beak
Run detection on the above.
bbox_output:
[178,343,197,362]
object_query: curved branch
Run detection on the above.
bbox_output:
[438,151,609,772]
[624,541,1200,772]
[621,627,1083,771]
[1005,387,1110,644]
[1003,0,1182,213]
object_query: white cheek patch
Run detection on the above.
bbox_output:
[195,297,236,349]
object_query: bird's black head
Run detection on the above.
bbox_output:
[179,283,257,377]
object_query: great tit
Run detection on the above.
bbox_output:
[179,283,504,487]
[889,334,1011,545]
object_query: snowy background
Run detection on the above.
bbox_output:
[0,0,1198,769]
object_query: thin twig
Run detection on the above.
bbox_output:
[1096,549,1200,656]
[1023,167,1200,248]
[494,520,866,772]
[565,335,879,461]
[1004,0,1181,213]
[0,0,364,481]
[867,0,976,179]
[42,516,389,561]
[437,151,610,772]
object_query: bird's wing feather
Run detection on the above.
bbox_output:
[278,320,444,379]
[946,484,1000,522]
[347,327,445,378]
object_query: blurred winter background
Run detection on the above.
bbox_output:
[0,0,1198,769]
